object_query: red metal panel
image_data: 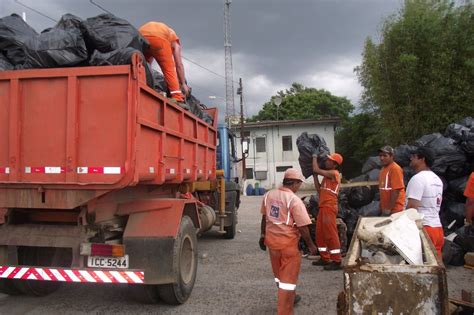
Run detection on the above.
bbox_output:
[21,77,68,183]
[76,75,129,184]
[0,81,9,182]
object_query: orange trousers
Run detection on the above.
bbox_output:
[269,244,301,315]
[316,206,342,263]
[143,36,184,102]
[424,226,444,258]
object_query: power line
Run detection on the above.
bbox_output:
[182,55,239,84]
[14,0,57,23]
[89,0,114,15]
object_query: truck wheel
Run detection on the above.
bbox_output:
[224,191,237,239]
[14,247,62,296]
[0,279,23,295]
[158,216,197,305]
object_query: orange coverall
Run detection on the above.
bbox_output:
[379,161,406,214]
[261,187,312,315]
[139,22,184,102]
[316,171,342,263]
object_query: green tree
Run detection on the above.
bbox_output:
[356,0,474,145]
[248,82,354,122]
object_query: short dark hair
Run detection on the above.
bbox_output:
[411,146,435,167]
[283,178,302,186]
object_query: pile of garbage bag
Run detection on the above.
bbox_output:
[0,13,212,124]
[301,118,473,266]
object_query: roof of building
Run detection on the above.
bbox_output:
[232,117,341,129]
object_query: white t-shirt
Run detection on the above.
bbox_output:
[406,170,443,227]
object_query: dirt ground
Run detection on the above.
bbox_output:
[0,195,472,314]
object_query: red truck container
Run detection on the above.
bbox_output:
[0,54,220,304]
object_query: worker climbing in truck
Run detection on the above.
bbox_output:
[139,21,190,103]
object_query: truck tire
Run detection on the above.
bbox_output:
[0,279,23,295]
[224,191,237,239]
[14,247,62,296]
[158,216,197,305]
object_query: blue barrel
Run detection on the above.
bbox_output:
[246,184,254,196]
[258,187,266,195]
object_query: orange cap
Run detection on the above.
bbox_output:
[284,168,305,181]
[328,153,343,165]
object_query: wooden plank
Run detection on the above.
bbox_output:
[340,181,379,188]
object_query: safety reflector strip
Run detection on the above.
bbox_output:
[184,168,191,174]
[166,168,176,174]
[330,249,341,254]
[278,282,296,291]
[208,170,212,174]
[25,167,65,174]
[318,247,327,252]
[149,167,155,174]
[0,266,144,284]
[77,167,123,174]
[0,167,9,174]
[198,170,203,174]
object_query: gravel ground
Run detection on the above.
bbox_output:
[0,195,472,314]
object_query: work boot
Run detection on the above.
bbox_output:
[323,261,342,271]
[294,294,301,305]
[312,259,331,266]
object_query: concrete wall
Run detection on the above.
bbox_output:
[235,122,337,192]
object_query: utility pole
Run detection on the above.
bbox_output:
[237,78,246,181]
[224,0,235,127]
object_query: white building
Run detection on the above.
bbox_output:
[233,118,341,191]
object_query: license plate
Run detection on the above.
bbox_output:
[87,255,129,269]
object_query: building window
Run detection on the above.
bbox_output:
[255,171,267,180]
[256,137,266,153]
[276,166,293,172]
[282,136,292,151]
[245,168,254,179]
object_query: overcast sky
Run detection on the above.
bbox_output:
[1,0,402,120]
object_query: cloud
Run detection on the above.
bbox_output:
[304,56,362,105]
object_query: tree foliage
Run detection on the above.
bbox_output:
[248,83,354,122]
[356,0,474,145]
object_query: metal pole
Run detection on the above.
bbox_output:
[239,78,246,181]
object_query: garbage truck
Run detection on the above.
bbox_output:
[0,54,240,304]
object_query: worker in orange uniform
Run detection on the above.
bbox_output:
[311,153,343,271]
[464,172,474,226]
[378,146,406,216]
[139,21,190,103]
[259,168,317,315]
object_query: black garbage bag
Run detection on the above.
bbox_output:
[457,117,474,129]
[426,136,467,176]
[20,27,88,69]
[55,14,83,36]
[461,132,474,157]
[348,185,374,209]
[89,47,153,87]
[344,207,360,243]
[81,14,149,53]
[0,14,38,65]
[296,132,330,178]
[441,201,466,231]
[361,156,381,174]
[445,123,470,143]
[414,132,443,147]
[445,162,471,181]
[307,194,319,219]
[367,168,380,182]
[403,166,415,185]
[447,175,469,202]
[442,239,465,266]
[357,200,380,217]
[151,69,167,93]
[453,225,474,253]
[0,53,13,70]
[394,144,418,167]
